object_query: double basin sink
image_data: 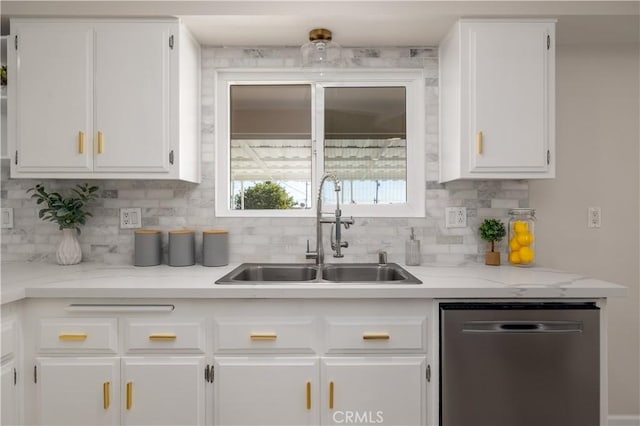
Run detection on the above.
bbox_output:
[215,263,422,285]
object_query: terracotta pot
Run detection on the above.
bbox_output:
[485,251,501,266]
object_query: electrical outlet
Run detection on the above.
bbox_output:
[587,207,601,228]
[120,208,142,229]
[445,207,467,228]
[1,208,14,229]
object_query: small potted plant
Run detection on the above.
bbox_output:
[27,183,99,265]
[479,218,506,266]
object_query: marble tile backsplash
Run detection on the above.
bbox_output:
[0,46,529,265]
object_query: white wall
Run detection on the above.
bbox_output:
[530,41,640,415]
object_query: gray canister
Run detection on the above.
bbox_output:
[168,230,196,267]
[202,230,229,267]
[134,230,162,266]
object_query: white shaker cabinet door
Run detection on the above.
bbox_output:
[121,357,205,426]
[93,23,171,173]
[36,357,120,426]
[1,359,18,426]
[13,23,93,172]
[214,357,319,426]
[467,22,552,173]
[321,357,426,426]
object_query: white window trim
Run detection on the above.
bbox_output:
[214,69,425,218]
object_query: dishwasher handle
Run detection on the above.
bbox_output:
[462,320,583,334]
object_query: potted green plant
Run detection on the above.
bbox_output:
[479,218,506,266]
[27,183,99,265]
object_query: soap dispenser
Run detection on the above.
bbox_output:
[405,227,421,266]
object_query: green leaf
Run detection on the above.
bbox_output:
[28,183,100,231]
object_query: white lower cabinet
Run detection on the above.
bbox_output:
[212,301,430,426]
[36,357,120,426]
[22,299,431,426]
[321,357,426,426]
[1,358,19,426]
[214,357,319,426]
[121,357,206,426]
[35,356,205,426]
[2,306,22,426]
[213,357,426,426]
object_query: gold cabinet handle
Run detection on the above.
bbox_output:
[97,131,104,154]
[250,333,277,341]
[126,382,133,410]
[59,333,88,341]
[306,381,311,410]
[103,382,110,409]
[329,381,334,410]
[477,131,484,155]
[148,333,177,341]
[362,333,390,340]
[78,131,85,154]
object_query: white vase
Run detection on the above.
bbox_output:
[56,228,82,265]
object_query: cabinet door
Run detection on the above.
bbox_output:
[321,357,426,426]
[121,357,205,426]
[1,359,18,426]
[93,23,171,173]
[36,357,119,426]
[467,22,552,173]
[214,357,318,425]
[14,23,93,172]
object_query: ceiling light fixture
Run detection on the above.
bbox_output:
[301,28,342,67]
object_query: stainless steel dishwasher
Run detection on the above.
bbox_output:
[440,302,600,426]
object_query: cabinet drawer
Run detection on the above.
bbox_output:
[326,317,426,352]
[1,319,17,359]
[214,318,315,353]
[124,319,205,353]
[39,318,117,353]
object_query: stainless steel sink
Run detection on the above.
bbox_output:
[321,263,421,284]
[216,263,318,284]
[215,263,421,284]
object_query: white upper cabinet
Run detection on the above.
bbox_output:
[8,19,201,182]
[11,23,94,172]
[93,23,170,173]
[439,20,555,182]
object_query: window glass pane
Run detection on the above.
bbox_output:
[230,85,313,210]
[324,87,407,205]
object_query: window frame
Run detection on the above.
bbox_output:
[215,69,425,217]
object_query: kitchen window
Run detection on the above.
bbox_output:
[215,70,425,217]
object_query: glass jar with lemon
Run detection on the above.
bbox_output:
[508,208,536,267]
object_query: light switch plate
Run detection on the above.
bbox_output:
[1,208,14,229]
[120,208,142,229]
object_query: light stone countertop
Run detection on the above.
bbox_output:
[0,261,626,305]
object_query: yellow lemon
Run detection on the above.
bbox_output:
[519,246,535,264]
[514,221,529,234]
[509,237,521,251]
[509,251,522,264]
[516,232,535,246]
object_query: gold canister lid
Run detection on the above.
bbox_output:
[135,229,161,234]
[203,229,228,235]
[169,229,195,235]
